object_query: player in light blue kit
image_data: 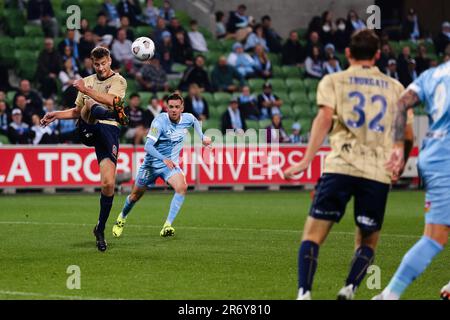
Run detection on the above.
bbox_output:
[112,92,212,238]
[373,60,450,300]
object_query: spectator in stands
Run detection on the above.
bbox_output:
[226,4,250,34]
[112,28,134,73]
[334,17,349,52]
[0,66,12,92]
[153,17,169,47]
[238,85,259,120]
[13,94,33,126]
[402,8,421,41]
[172,30,194,65]
[282,30,305,66]
[397,46,412,83]
[0,101,10,139]
[58,29,79,61]
[245,24,269,52]
[8,108,34,144]
[123,93,147,145]
[386,59,400,81]
[116,0,142,27]
[399,58,418,87]
[143,96,162,128]
[188,20,208,53]
[136,58,169,93]
[103,0,121,28]
[307,16,322,39]
[27,0,58,38]
[37,37,61,99]
[376,43,395,74]
[323,53,341,75]
[221,97,247,134]
[179,55,212,92]
[159,31,174,73]
[79,30,96,61]
[59,59,81,107]
[0,91,8,108]
[261,15,282,54]
[320,11,337,46]
[289,122,307,144]
[304,45,324,79]
[346,9,366,34]
[252,44,272,79]
[415,44,431,75]
[159,0,175,24]
[211,55,243,93]
[434,21,450,56]
[61,45,80,74]
[257,82,282,120]
[93,12,117,39]
[42,98,59,136]
[143,0,160,27]
[227,42,255,79]
[184,83,209,121]
[167,17,189,43]
[305,31,323,57]
[13,80,43,118]
[266,114,290,143]
[76,18,91,39]
[215,11,229,40]
[119,16,135,40]
[31,114,56,145]
[58,111,78,144]
[80,57,95,78]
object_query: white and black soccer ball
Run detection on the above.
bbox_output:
[131,37,155,61]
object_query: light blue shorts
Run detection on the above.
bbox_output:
[135,165,183,188]
[421,173,450,226]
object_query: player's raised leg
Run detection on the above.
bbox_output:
[337,229,379,300]
[93,158,116,252]
[112,184,146,238]
[160,172,187,237]
[297,217,334,300]
[373,223,447,300]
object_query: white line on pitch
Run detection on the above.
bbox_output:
[0,290,123,300]
[0,220,420,239]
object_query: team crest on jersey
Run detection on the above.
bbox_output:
[112,145,118,158]
[150,127,158,136]
[424,200,431,213]
[105,84,111,92]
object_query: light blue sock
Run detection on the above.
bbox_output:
[121,195,136,218]
[166,193,185,225]
[386,236,443,297]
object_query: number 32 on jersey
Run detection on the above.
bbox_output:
[346,91,387,133]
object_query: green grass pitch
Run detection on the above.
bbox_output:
[0,190,447,300]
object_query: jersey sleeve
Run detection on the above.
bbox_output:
[109,76,127,99]
[146,116,163,142]
[74,91,84,111]
[406,71,427,102]
[316,75,336,109]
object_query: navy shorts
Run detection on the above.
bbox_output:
[309,173,390,231]
[79,119,120,166]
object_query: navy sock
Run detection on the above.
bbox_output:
[298,240,320,292]
[91,104,115,120]
[97,193,114,233]
[345,246,374,288]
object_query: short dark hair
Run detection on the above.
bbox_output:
[190,19,198,25]
[215,11,224,21]
[91,46,110,60]
[166,92,184,105]
[349,29,380,60]
[238,4,247,10]
[129,93,140,100]
[262,15,271,22]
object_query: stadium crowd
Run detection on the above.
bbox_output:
[0,0,449,146]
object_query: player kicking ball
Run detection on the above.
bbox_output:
[283,29,414,300]
[112,92,211,238]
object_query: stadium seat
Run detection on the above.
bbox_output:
[286,78,305,92]
[292,105,314,119]
[0,38,15,67]
[24,25,44,37]
[275,92,290,104]
[168,78,180,90]
[307,91,316,103]
[14,37,40,50]
[6,91,16,105]
[0,134,10,144]
[303,78,320,92]
[137,92,152,106]
[281,105,294,119]
[172,63,186,74]
[135,26,153,38]
[207,40,223,51]
[202,92,214,105]
[248,78,265,92]
[206,51,222,65]
[220,39,235,51]
[282,119,295,132]
[208,106,222,119]
[268,78,286,92]
[15,50,39,61]
[246,120,259,130]
[203,118,220,131]
[4,9,25,36]
[272,66,284,78]
[213,92,231,105]
[268,53,281,66]
[288,92,309,104]
[259,119,272,129]
[282,66,301,78]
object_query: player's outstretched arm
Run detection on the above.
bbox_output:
[284,106,333,179]
[192,117,212,147]
[73,79,116,108]
[40,107,80,127]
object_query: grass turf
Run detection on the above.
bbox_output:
[0,190,447,300]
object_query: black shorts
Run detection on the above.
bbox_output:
[309,173,390,231]
[78,119,120,166]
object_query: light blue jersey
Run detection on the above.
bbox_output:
[409,60,450,226]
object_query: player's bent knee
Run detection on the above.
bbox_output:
[175,184,188,195]
[101,181,115,194]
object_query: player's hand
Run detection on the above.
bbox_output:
[385,146,405,178]
[283,160,309,180]
[40,112,57,127]
[73,79,86,93]
[163,159,176,170]
[202,136,212,148]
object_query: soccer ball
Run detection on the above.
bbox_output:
[440,282,450,300]
[131,37,155,61]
